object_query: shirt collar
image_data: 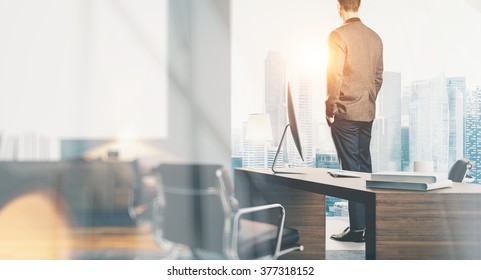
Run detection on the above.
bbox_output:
[344,17,361,24]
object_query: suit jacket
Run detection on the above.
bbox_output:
[326,17,383,122]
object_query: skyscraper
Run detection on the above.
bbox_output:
[231,126,243,157]
[410,73,449,172]
[0,133,53,161]
[464,87,481,183]
[315,151,340,169]
[315,122,337,154]
[267,146,284,169]
[371,72,402,172]
[401,86,411,171]
[370,118,387,172]
[446,77,466,167]
[265,52,287,147]
[241,121,267,168]
[401,126,410,171]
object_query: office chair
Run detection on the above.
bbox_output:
[448,158,475,183]
[152,163,303,260]
[128,161,157,225]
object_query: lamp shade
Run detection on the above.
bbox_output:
[245,114,273,141]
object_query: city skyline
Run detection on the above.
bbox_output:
[232,47,479,180]
[232,0,481,129]
[232,0,481,179]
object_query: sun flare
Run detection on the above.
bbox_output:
[291,39,328,76]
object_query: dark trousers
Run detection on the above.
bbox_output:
[330,117,373,231]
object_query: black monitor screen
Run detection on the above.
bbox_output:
[287,82,304,161]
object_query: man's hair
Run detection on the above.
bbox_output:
[338,0,361,12]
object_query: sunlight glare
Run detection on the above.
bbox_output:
[291,38,328,76]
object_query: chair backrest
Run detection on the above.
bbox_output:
[448,158,473,183]
[156,163,229,254]
[0,160,139,227]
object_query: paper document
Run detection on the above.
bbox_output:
[328,170,361,178]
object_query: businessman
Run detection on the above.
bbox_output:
[326,0,383,242]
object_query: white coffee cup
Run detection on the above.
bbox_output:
[413,161,434,173]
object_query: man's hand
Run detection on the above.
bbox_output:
[327,115,335,124]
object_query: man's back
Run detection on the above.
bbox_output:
[326,18,383,122]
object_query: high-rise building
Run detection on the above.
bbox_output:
[326,196,348,217]
[288,72,313,167]
[241,121,267,168]
[464,87,481,183]
[401,126,410,171]
[231,156,243,175]
[410,73,449,172]
[265,52,287,147]
[267,146,284,169]
[370,118,388,172]
[446,77,466,167]
[242,139,267,168]
[371,72,402,172]
[231,127,243,157]
[401,86,411,171]
[315,122,337,154]
[0,132,55,161]
[315,151,340,169]
[401,86,411,127]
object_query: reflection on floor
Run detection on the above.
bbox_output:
[71,225,168,260]
[0,221,367,260]
[0,192,74,259]
[75,217,366,260]
[0,190,162,260]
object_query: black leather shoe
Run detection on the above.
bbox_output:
[330,227,365,243]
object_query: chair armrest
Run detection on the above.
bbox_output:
[231,203,286,259]
[235,203,285,217]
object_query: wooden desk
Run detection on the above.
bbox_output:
[235,168,481,260]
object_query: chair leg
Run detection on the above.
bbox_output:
[274,245,304,259]
[249,245,304,260]
[160,244,183,260]
[190,247,202,259]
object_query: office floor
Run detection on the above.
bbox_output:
[0,220,364,260]
[0,221,365,260]
[76,217,366,260]
[0,194,364,260]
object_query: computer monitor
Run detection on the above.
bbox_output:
[271,82,304,173]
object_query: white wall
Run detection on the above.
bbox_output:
[0,0,231,166]
[0,0,168,159]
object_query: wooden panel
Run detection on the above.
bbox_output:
[235,172,325,260]
[376,193,481,259]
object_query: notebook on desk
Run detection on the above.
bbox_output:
[327,170,361,178]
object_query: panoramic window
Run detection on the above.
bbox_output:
[232,0,481,183]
